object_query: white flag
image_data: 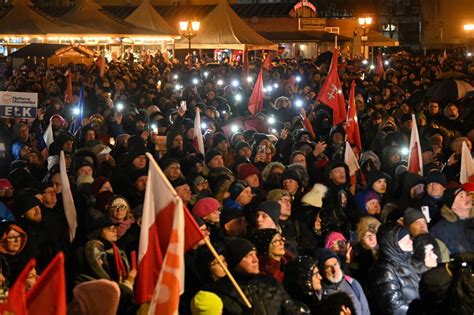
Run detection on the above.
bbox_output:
[60,151,77,242]
[460,141,474,184]
[43,122,54,149]
[193,109,205,155]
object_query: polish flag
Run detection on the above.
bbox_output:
[407,114,423,175]
[262,51,272,71]
[248,69,264,116]
[60,151,78,242]
[317,48,346,125]
[27,252,66,315]
[344,141,360,186]
[375,49,384,77]
[346,80,362,151]
[460,141,474,184]
[43,122,54,150]
[0,258,36,315]
[98,55,106,78]
[135,153,204,314]
[193,108,205,155]
[64,70,73,104]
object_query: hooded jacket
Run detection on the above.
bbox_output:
[370,223,420,315]
[430,205,474,255]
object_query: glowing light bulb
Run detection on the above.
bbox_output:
[231,125,239,133]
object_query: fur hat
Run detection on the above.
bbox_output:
[301,184,328,208]
[357,216,382,241]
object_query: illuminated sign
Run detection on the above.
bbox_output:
[298,18,326,31]
[293,0,317,13]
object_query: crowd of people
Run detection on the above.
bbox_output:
[0,48,473,315]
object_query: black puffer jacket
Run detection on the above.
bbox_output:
[370,222,420,315]
[209,274,309,315]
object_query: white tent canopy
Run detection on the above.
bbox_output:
[125,0,178,37]
[175,0,277,51]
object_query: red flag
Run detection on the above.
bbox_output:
[375,49,384,77]
[97,55,106,78]
[408,114,423,175]
[248,69,264,116]
[26,252,66,315]
[0,259,36,315]
[64,70,73,104]
[262,51,272,71]
[193,108,205,154]
[317,48,346,125]
[346,80,362,150]
[135,153,204,308]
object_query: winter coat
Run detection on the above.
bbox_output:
[370,223,420,315]
[209,274,309,315]
[430,205,474,255]
[321,275,371,315]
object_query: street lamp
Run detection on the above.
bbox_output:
[464,24,474,55]
[179,20,200,52]
[359,16,373,59]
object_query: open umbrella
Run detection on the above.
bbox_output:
[425,78,474,105]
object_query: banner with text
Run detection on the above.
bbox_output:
[0,91,38,119]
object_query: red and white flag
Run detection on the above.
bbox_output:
[317,48,346,125]
[98,55,106,78]
[346,80,362,151]
[64,70,73,104]
[248,69,264,116]
[136,153,204,314]
[27,252,66,315]
[262,51,272,71]
[344,141,360,186]
[375,49,384,77]
[60,151,77,242]
[460,141,474,184]
[193,108,205,155]
[407,114,423,175]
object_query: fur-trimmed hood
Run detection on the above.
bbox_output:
[440,205,474,222]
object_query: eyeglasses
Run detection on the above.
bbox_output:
[110,205,127,212]
[209,257,226,267]
[6,235,23,242]
[271,237,285,246]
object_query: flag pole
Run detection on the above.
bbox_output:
[144,153,252,308]
[202,236,252,309]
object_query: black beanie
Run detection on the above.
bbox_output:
[212,132,228,148]
[225,238,256,271]
[443,188,463,208]
[171,177,187,188]
[397,227,410,241]
[235,141,251,153]
[281,169,301,186]
[314,248,339,271]
[425,171,447,188]
[205,148,223,165]
[256,200,281,225]
[14,190,42,214]
[404,207,426,227]
[252,228,279,255]
[220,207,245,226]
[228,180,249,200]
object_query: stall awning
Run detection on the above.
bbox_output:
[259,31,351,42]
[366,30,399,47]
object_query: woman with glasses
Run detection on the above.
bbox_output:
[0,222,28,284]
[75,215,137,315]
[252,228,291,282]
[105,195,134,239]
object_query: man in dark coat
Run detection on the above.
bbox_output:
[370,222,421,315]
[209,238,308,314]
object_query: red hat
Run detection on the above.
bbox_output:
[462,182,474,193]
[0,179,13,190]
[237,163,260,181]
[192,197,220,218]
